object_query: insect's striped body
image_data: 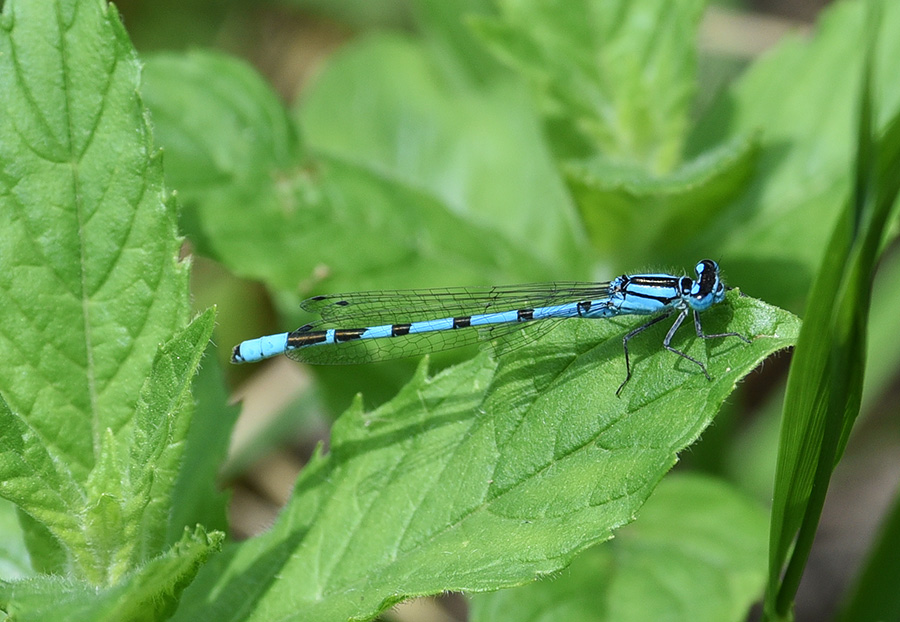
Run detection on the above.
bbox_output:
[232,259,749,393]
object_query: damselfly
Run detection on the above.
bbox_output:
[232,259,750,394]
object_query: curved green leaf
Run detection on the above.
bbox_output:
[175,294,798,622]
[0,0,208,590]
[470,473,769,622]
[0,0,188,477]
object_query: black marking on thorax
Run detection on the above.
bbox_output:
[624,275,681,303]
[628,275,680,287]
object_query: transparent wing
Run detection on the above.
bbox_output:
[288,281,611,365]
[300,281,611,325]
[285,317,565,365]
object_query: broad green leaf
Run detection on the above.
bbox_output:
[140,49,304,277]
[175,294,798,622]
[0,0,189,474]
[470,0,707,172]
[0,0,203,586]
[566,134,758,264]
[470,473,768,622]
[142,50,558,300]
[296,33,587,275]
[0,526,222,622]
[687,0,900,308]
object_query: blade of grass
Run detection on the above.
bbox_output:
[764,2,900,618]
[834,62,900,622]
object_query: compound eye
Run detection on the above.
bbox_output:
[697,259,718,275]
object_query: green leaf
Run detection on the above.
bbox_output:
[861,250,900,410]
[0,526,223,622]
[0,311,213,587]
[123,309,216,565]
[764,7,900,617]
[0,0,203,587]
[140,49,303,277]
[168,346,238,542]
[175,294,798,622]
[0,395,84,559]
[565,134,758,263]
[296,33,587,275]
[142,49,561,300]
[411,0,503,85]
[470,0,707,172]
[470,473,768,622]
[0,0,189,470]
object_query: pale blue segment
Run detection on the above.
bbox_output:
[532,302,581,320]
[617,299,669,314]
[470,309,520,326]
[622,283,678,303]
[325,329,336,344]
[361,324,394,339]
[234,332,289,362]
[613,285,677,314]
[582,304,618,319]
[410,317,454,333]
[691,292,716,311]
